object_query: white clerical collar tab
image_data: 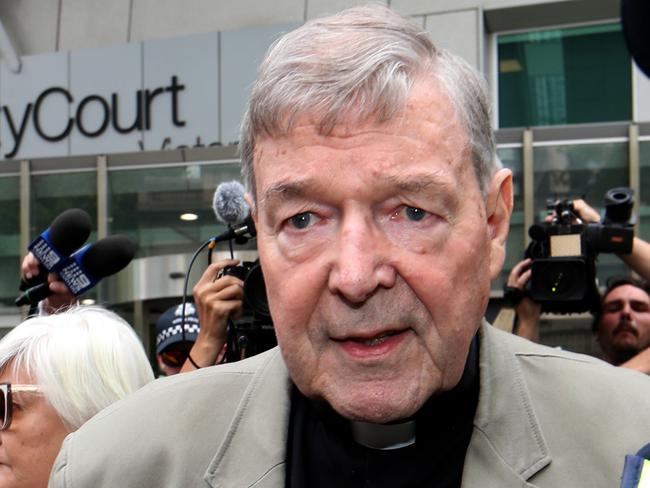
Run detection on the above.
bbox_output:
[350,420,416,450]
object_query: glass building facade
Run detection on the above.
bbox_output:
[0,175,20,310]
[108,162,245,257]
[498,23,632,128]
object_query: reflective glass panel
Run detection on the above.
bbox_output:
[496,146,525,290]
[31,171,98,240]
[0,176,20,308]
[640,141,650,244]
[498,23,631,128]
[108,162,249,257]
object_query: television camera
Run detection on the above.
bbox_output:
[221,260,275,362]
[525,187,635,314]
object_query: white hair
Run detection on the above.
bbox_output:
[241,4,500,201]
[0,305,154,431]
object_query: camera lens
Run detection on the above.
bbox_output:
[530,258,588,304]
[604,187,633,223]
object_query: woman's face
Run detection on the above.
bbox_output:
[0,366,70,488]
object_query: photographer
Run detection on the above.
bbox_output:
[181,258,244,372]
[157,258,244,375]
[509,199,650,373]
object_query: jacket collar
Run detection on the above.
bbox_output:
[462,322,551,486]
[204,348,291,488]
[204,323,552,487]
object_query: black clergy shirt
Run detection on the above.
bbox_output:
[286,335,480,488]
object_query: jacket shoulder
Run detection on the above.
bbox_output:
[50,347,288,488]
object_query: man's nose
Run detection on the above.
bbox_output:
[621,302,633,319]
[327,213,396,304]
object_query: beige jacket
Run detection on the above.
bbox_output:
[49,322,650,487]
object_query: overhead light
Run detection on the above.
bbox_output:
[180,213,198,221]
[499,59,523,73]
[80,299,96,305]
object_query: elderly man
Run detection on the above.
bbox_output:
[50,6,650,487]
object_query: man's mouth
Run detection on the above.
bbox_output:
[334,329,403,343]
[352,331,398,346]
[332,329,409,358]
[613,321,637,338]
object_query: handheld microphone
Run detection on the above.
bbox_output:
[21,208,93,290]
[15,235,136,306]
[211,181,256,243]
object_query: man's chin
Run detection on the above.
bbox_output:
[610,343,642,365]
[325,390,424,424]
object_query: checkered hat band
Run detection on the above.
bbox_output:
[156,323,201,345]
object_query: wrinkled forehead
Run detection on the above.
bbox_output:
[252,77,470,181]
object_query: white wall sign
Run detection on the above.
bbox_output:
[0,22,299,161]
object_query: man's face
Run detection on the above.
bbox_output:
[596,284,650,365]
[157,341,193,376]
[251,78,512,423]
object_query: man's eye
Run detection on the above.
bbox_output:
[288,212,315,229]
[393,206,428,222]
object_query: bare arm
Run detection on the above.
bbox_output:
[181,259,244,372]
[619,237,650,283]
[573,199,650,282]
[508,258,542,342]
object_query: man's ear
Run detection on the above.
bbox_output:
[486,168,513,280]
[244,192,258,225]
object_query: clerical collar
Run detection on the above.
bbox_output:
[308,333,479,451]
[350,419,416,450]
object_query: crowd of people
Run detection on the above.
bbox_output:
[1,4,650,488]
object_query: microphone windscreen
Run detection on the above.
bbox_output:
[80,235,137,278]
[213,181,249,225]
[47,208,93,255]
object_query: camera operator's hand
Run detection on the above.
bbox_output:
[508,258,542,342]
[620,237,650,283]
[20,252,78,314]
[543,198,600,224]
[571,199,601,223]
[181,259,244,372]
[21,251,42,281]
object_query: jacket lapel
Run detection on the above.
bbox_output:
[204,348,292,488]
[462,323,551,487]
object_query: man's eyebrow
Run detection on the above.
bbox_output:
[382,171,452,193]
[261,180,313,207]
[260,171,452,206]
